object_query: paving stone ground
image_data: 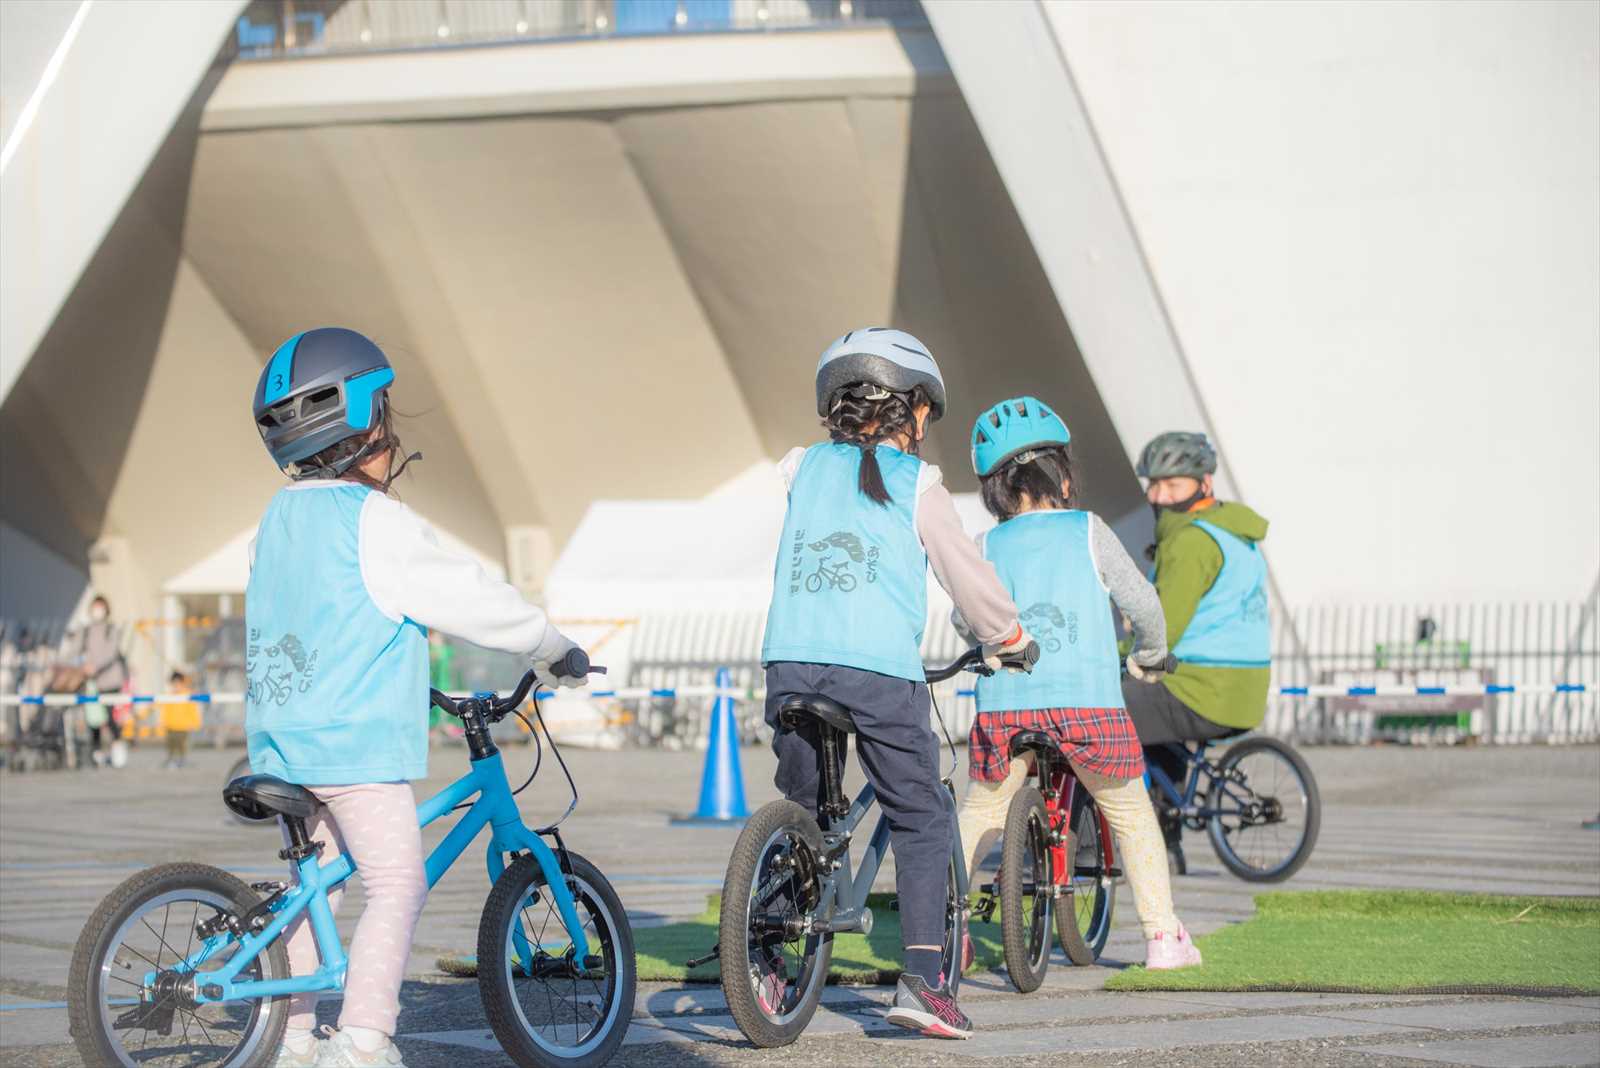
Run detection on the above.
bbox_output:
[1,740,1596,1066]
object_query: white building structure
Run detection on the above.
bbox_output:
[2,1,1594,698]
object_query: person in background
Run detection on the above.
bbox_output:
[160,670,202,768]
[1125,432,1271,868]
[77,596,130,768]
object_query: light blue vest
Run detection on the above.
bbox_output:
[1169,518,1271,669]
[975,511,1124,712]
[761,443,928,681]
[245,484,429,785]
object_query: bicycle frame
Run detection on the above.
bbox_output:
[167,749,591,1006]
[1145,740,1253,822]
[814,778,967,933]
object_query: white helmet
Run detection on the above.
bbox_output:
[815,328,946,421]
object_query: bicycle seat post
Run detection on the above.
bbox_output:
[819,725,849,828]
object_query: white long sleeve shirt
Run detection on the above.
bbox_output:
[249,481,565,660]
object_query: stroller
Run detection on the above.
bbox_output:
[6,666,91,772]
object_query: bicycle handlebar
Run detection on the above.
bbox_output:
[429,647,606,721]
[923,641,1040,684]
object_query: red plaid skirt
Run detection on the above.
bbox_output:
[967,706,1146,783]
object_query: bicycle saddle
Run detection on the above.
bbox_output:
[223,774,318,823]
[1008,729,1063,759]
[777,694,855,735]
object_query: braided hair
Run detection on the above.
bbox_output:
[978,445,1076,521]
[823,383,932,506]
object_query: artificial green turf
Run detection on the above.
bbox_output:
[1106,891,1600,994]
[630,893,1009,983]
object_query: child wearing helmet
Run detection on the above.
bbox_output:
[247,328,589,1067]
[761,328,1034,1039]
[956,397,1202,970]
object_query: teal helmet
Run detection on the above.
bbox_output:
[970,396,1071,476]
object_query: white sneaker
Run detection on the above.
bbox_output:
[270,1031,321,1067]
[314,1029,407,1067]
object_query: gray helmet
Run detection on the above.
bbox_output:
[252,328,394,473]
[1136,431,1217,480]
[815,327,946,421]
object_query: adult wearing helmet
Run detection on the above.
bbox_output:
[1127,432,1272,865]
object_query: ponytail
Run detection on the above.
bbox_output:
[822,385,930,507]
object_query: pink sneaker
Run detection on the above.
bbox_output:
[1145,924,1203,970]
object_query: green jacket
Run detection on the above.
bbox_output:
[1153,502,1271,729]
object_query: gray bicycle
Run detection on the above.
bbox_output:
[705,643,1037,1047]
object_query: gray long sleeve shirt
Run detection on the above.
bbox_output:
[952,509,1168,666]
[778,447,1020,645]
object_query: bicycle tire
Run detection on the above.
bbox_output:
[1206,736,1321,882]
[939,849,967,996]
[999,787,1052,993]
[1055,798,1115,965]
[719,800,831,1048]
[68,862,290,1068]
[477,851,635,1068]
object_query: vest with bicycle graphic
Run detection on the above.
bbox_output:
[762,443,928,682]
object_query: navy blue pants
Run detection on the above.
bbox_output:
[764,662,953,949]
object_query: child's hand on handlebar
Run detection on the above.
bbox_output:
[532,633,589,691]
[983,625,1036,673]
[1126,652,1174,684]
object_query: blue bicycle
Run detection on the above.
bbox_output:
[68,651,636,1068]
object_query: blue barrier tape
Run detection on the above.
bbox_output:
[1487,685,1514,694]
[21,696,42,705]
[132,695,154,704]
[1281,686,1310,696]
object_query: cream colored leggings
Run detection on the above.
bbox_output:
[280,782,428,1037]
[958,755,1179,940]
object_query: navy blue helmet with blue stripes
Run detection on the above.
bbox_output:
[252,328,394,474]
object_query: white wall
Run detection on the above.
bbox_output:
[1047,0,1599,603]
[0,0,244,404]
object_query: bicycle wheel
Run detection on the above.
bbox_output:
[68,863,290,1068]
[719,800,832,1048]
[999,787,1052,993]
[1055,798,1115,965]
[1206,736,1321,882]
[938,849,967,995]
[477,851,635,1068]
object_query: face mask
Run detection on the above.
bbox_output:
[1151,484,1208,520]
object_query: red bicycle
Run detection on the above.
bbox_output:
[971,729,1118,992]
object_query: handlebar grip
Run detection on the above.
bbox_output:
[1021,640,1041,670]
[1164,654,1179,674]
[554,647,589,679]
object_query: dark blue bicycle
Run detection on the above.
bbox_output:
[1146,732,1321,882]
[68,650,636,1068]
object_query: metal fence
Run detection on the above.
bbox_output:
[1264,597,1598,745]
[4,594,1595,754]
[229,0,929,60]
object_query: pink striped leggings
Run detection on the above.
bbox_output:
[280,782,427,1036]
